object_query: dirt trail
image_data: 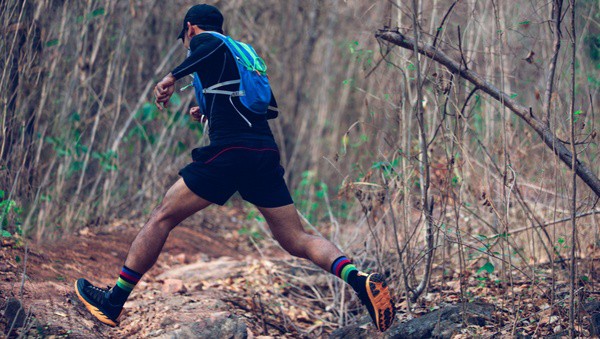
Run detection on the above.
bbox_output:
[1,206,344,338]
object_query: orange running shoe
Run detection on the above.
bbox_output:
[357,273,395,332]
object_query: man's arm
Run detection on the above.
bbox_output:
[154,34,223,110]
[171,34,224,80]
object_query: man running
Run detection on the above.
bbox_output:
[74,4,395,333]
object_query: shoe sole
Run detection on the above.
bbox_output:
[366,273,395,332]
[74,281,121,327]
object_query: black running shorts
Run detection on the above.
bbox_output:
[178,142,294,207]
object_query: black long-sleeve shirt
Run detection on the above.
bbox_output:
[172,33,277,145]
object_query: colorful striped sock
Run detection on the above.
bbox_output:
[331,256,359,283]
[109,266,143,305]
[330,256,367,293]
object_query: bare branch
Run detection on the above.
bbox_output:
[375,28,600,198]
[432,0,459,48]
[504,210,600,236]
[543,0,563,127]
[568,0,577,335]
[409,0,435,303]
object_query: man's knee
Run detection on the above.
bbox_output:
[149,201,177,227]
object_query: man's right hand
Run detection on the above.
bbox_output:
[189,106,207,123]
[154,74,176,110]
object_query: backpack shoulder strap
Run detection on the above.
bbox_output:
[206,32,267,74]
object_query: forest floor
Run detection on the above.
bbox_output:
[1,203,599,338]
[0,204,366,338]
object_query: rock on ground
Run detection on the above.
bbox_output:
[331,302,495,339]
[385,302,495,339]
[585,301,600,336]
[155,313,248,339]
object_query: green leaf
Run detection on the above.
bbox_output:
[477,262,495,274]
[1,230,11,237]
[140,102,159,121]
[574,109,583,115]
[87,8,105,19]
[15,255,21,263]
[518,20,531,25]
[46,39,59,47]
[170,92,182,107]
[491,232,510,239]
[0,190,4,199]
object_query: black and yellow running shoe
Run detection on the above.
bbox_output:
[356,272,395,332]
[74,278,123,327]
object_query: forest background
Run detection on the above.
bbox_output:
[1,0,600,337]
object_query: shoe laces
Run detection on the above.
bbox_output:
[85,284,111,303]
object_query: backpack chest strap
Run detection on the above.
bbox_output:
[202,79,244,97]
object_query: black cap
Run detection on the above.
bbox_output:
[178,4,224,40]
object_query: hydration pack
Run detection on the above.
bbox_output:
[187,32,272,127]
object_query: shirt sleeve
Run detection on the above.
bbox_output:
[171,34,226,80]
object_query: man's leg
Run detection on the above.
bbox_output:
[124,178,212,273]
[256,204,342,270]
[75,178,212,326]
[256,204,395,332]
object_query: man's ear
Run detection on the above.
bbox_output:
[186,22,195,39]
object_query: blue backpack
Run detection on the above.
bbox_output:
[185,32,272,127]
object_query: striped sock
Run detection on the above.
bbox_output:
[109,266,143,305]
[331,256,359,283]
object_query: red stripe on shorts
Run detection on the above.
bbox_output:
[204,147,278,164]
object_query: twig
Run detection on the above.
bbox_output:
[410,0,435,303]
[543,0,563,127]
[457,25,468,70]
[459,87,479,119]
[385,181,412,300]
[253,293,268,335]
[19,244,28,299]
[365,45,393,79]
[504,210,600,235]
[568,0,577,336]
[427,74,454,148]
[432,0,459,48]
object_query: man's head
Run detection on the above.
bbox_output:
[178,4,224,49]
